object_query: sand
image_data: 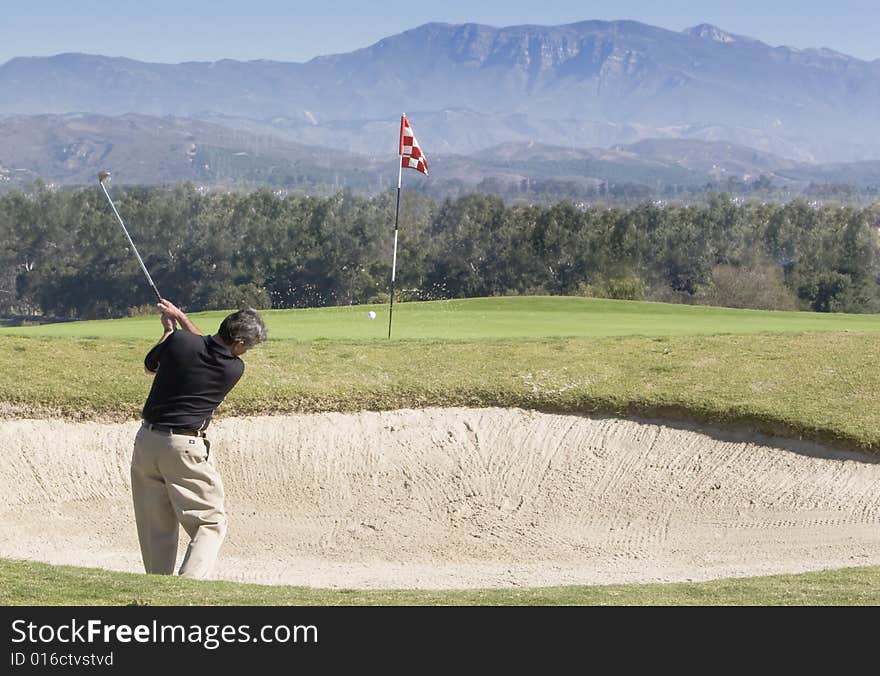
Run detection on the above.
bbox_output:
[1,408,879,589]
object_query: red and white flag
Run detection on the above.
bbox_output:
[399,114,428,175]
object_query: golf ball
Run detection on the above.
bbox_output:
[368,311,377,320]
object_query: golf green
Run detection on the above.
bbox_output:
[3,296,880,341]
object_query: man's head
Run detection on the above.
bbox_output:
[217,308,267,356]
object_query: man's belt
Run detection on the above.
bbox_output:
[144,422,207,438]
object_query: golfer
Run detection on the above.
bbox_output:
[131,299,267,578]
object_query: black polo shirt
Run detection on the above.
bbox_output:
[142,330,244,430]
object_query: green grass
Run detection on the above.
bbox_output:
[5,296,880,341]
[0,299,878,451]
[1,559,878,606]
[3,295,880,605]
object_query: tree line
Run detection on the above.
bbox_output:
[1,182,879,320]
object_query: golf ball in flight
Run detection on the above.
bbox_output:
[368,311,377,320]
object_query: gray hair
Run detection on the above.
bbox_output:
[218,308,267,348]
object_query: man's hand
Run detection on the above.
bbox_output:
[160,311,177,334]
[157,299,183,321]
[156,298,203,336]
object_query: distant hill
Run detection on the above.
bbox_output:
[2,113,877,199]
[1,20,879,163]
[0,113,392,191]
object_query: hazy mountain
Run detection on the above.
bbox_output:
[439,139,799,191]
[0,113,391,190]
[1,20,878,163]
[2,113,877,197]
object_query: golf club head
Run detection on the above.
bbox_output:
[97,171,111,184]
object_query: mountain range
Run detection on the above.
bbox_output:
[2,113,878,198]
[1,19,879,193]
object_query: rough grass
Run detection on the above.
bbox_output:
[1,559,878,606]
[1,331,878,452]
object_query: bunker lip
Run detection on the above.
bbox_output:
[1,408,879,590]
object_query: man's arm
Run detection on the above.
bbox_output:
[144,312,177,376]
[157,299,203,336]
[144,311,176,375]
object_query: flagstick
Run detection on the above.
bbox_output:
[388,158,403,339]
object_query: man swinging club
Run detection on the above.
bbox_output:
[132,299,267,578]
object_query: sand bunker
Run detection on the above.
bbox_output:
[1,408,879,589]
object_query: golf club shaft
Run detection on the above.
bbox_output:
[99,180,162,302]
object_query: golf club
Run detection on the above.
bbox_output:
[97,171,162,303]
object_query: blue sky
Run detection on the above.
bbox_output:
[2,0,878,64]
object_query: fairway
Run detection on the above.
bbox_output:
[4,296,880,341]
[2,295,880,604]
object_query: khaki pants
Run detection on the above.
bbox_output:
[131,424,227,579]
